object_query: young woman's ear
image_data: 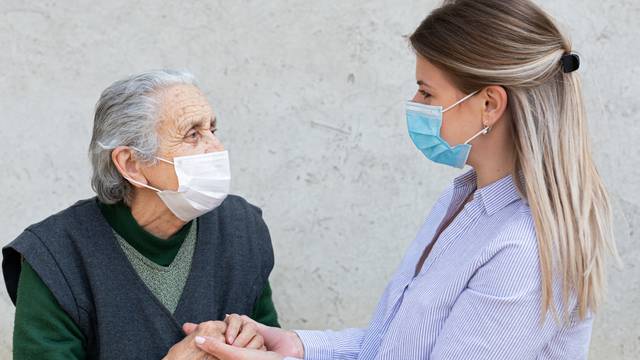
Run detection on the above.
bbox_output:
[111,147,149,187]
[481,86,509,128]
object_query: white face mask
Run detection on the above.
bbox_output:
[126,150,231,222]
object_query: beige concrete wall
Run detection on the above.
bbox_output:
[0,0,638,358]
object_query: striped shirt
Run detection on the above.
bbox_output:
[294,170,593,360]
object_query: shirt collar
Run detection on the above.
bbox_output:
[453,169,524,216]
[453,169,478,190]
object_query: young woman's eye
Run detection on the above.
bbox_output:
[419,90,431,99]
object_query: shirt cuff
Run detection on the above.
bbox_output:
[294,330,334,360]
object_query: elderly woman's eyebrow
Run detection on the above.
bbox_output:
[180,116,214,133]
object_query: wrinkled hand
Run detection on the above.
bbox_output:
[185,314,266,350]
[221,314,304,359]
[163,321,227,360]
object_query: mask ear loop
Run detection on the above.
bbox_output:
[96,144,172,192]
[155,157,174,165]
[464,103,493,145]
[125,146,173,192]
[98,143,175,166]
[129,146,175,165]
[124,176,162,192]
[443,90,480,113]
[464,126,491,145]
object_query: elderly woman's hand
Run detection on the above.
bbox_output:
[183,315,303,359]
[222,314,267,350]
[163,321,228,360]
[184,315,266,350]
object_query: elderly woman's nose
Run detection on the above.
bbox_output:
[204,133,225,152]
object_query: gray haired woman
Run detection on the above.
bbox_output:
[3,70,279,359]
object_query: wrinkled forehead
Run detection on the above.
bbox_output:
[156,84,215,132]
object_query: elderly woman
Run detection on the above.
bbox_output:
[2,70,278,359]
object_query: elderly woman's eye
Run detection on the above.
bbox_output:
[186,129,199,140]
[210,128,218,135]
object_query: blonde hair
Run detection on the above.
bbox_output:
[410,0,618,321]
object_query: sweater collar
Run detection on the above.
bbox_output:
[97,200,192,266]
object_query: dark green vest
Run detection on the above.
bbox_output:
[3,195,274,360]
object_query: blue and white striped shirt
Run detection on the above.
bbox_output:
[294,170,592,360]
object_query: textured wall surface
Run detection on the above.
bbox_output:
[0,0,638,358]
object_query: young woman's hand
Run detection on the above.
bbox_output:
[222,314,304,358]
[194,336,286,360]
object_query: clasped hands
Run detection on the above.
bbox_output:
[164,314,304,360]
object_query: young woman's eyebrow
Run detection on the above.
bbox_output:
[416,80,431,88]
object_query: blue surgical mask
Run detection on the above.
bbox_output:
[406,90,489,169]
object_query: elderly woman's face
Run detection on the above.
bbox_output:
[143,84,224,192]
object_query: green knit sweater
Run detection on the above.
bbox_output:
[13,201,280,359]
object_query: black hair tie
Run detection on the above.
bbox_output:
[561,53,580,73]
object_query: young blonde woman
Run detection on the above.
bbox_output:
[180,0,618,359]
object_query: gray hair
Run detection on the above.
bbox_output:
[89,69,197,204]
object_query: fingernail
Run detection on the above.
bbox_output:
[195,336,206,345]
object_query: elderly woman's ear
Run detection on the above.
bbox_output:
[111,146,149,188]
